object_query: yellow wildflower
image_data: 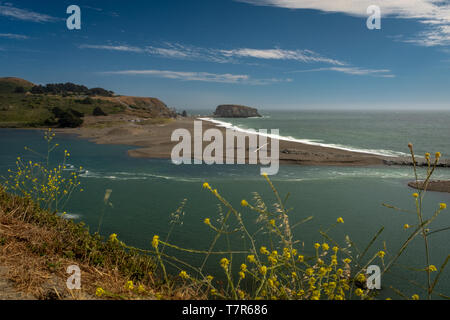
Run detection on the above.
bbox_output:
[356,274,366,282]
[95,287,105,297]
[247,255,256,263]
[337,217,344,224]
[260,266,267,276]
[344,258,351,264]
[240,264,247,272]
[109,233,118,242]
[179,271,189,279]
[203,182,210,189]
[204,218,211,225]
[322,243,330,251]
[298,255,304,262]
[355,288,364,296]
[241,199,249,207]
[377,251,385,258]
[428,265,437,272]
[412,193,419,198]
[220,258,230,269]
[412,294,419,300]
[314,243,320,249]
[436,152,441,159]
[440,203,447,210]
[403,224,410,230]
[125,280,134,290]
[152,235,159,248]
[239,271,246,279]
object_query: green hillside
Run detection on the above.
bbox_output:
[0,78,126,128]
[0,77,177,128]
[0,77,35,94]
[0,93,126,128]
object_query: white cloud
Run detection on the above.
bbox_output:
[220,48,345,65]
[0,33,29,39]
[102,69,291,85]
[236,0,450,46]
[81,42,345,65]
[291,66,395,77]
[79,44,144,53]
[0,3,59,22]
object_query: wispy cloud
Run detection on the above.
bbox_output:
[79,44,144,53]
[102,69,291,85]
[220,48,345,65]
[291,67,395,78]
[0,33,29,40]
[80,42,345,65]
[0,3,59,22]
[236,0,450,46]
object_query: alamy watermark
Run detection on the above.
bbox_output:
[366,265,381,290]
[66,5,81,30]
[171,121,280,175]
[66,265,81,290]
[367,5,381,30]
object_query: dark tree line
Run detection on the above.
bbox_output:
[45,107,84,128]
[30,82,114,97]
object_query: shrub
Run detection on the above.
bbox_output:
[14,86,25,93]
[93,106,107,116]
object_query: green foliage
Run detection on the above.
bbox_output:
[30,82,114,97]
[93,106,107,116]
[0,93,125,128]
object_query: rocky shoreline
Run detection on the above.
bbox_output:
[408,180,450,193]
[383,158,450,168]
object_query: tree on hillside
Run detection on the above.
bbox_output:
[93,106,107,116]
[14,86,25,93]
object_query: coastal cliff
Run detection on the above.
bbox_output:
[213,105,261,118]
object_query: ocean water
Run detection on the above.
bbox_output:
[201,110,450,157]
[1,110,450,299]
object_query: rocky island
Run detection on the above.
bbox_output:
[213,105,261,118]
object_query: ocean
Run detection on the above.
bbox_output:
[1,110,450,299]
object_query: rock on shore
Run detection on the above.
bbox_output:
[213,105,261,118]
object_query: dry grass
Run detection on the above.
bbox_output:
[0,186,205,300]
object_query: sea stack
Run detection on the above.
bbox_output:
[213,105,261,118]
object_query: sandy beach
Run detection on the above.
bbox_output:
[59,115,391,166]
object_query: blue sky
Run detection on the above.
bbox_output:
[0,0,449,110]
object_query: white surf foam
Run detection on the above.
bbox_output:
[198,117,408,157]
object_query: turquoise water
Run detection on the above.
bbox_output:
[1,110,450,299]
